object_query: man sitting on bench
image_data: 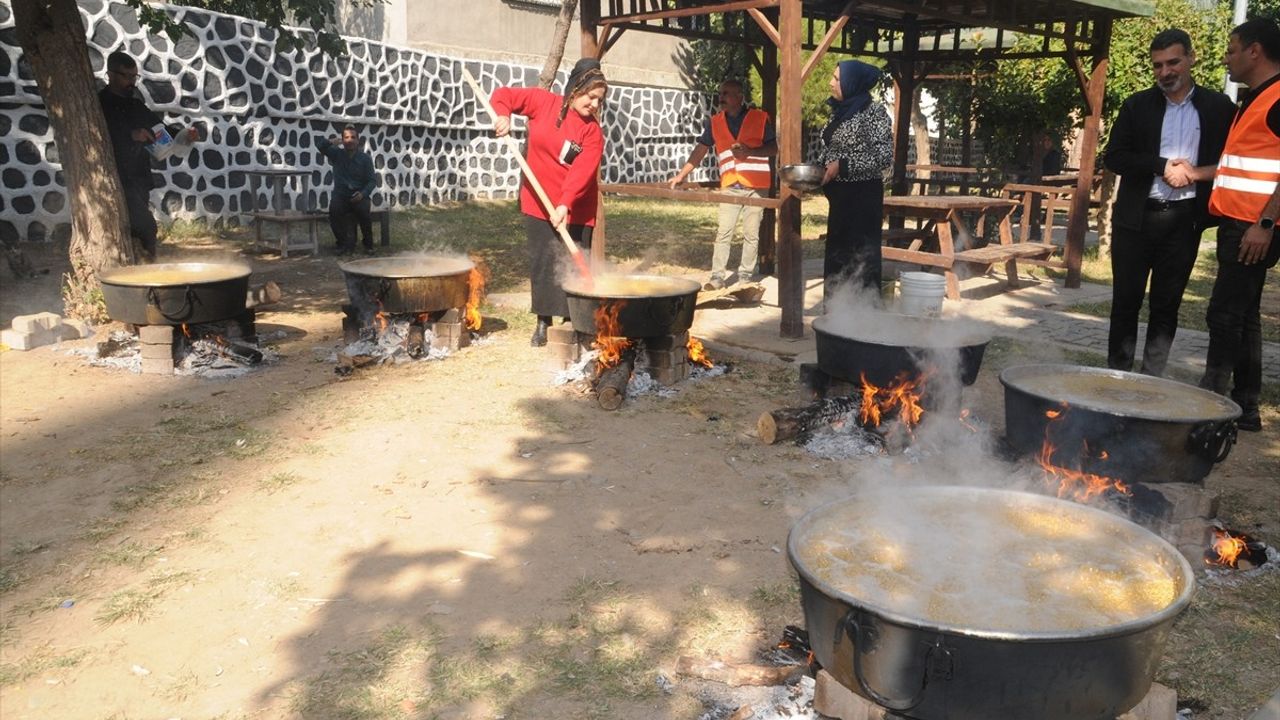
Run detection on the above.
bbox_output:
[318,125,377,256]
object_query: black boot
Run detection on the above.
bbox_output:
[531,316,550,347]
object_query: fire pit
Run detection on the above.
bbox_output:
[337,255,483,363]
[1001,364,1241,485]
[563,274,700,337]
[811,312,991,390]
[789,486,1194,720]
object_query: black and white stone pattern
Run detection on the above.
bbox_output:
[0,0,717,244]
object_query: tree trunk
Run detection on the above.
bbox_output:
[12,0,136,321]
[911,85,931,195]
[539,0,581,89]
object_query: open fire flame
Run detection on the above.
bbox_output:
[1038,405,1131,501]
[858,372,926,429]
[593,300,631,370]
[1208,527,1248,567]
[687,336,713,368]
[465,257,488,331]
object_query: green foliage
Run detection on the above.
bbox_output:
[123,0,384,56]
[934,0,1233,169]
[1248,0,1280,24]
[686,16,756,97]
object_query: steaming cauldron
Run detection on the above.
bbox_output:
[99,262,251,326]
[339,256,474,314]
[812,313,991,387]
[563,274,700,337]
[789,486,1194,720]
[1000,364,1240,484]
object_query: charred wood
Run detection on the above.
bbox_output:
[594,348,637,411]
[674,656,806,687]
[757,396,860,444]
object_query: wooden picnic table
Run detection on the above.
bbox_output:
[880,194,1057,300]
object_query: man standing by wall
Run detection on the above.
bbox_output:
[668,79,776,290]
[1102,29,1236,377]
[318,125,377,256]
[1196,18,1280,432]
[98,50,196,261]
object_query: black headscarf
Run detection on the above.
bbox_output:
[825,60,882,138]
[558,58,607,126]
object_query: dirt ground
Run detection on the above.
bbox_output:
[1,236,1277,720]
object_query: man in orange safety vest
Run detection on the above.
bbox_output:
[669,79,777,290]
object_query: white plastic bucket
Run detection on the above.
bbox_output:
[898,271,946,316]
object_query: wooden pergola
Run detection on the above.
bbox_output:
[579,0,1152,338]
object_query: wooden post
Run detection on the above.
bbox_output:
[890,20,919,198]
[1065,18,1110,289]
[760,35,779,276]
[777,0,804,338]
[582,1,607,268]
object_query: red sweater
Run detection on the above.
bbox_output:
[491,86,603,226]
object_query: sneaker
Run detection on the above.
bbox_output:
[362,246,376,256]
[1237,410,1262,432]
[703,276,726,291]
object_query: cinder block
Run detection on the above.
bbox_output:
[550,340,581,364]
[59,318,93,340]
[546,323,578,345]
[1,327,59,351]
[12,312,62,333]
[140,357,175,375]
[140,342,177,360]
[643,332,689,351]
[138,325,175,344]
[1169,518,1211,548]
[642,347,686,370]
[438,308,463,323]
[1147,483,1220,522]
[813,670,885,720]
[1118,681,1177,720]
[649,363,689,386]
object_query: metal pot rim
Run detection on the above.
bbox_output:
[999,363,1241,423]
[99,261,252,287]
[563,274,701,299]
[813,314,991,350]
[338,256,475,279]
[787,486,1195,641]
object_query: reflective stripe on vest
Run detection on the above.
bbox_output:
[1209,80,1280,222]
[711,109,772,189]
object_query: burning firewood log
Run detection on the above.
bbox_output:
[594,347,637,411]
[757,396,860,445]
[675,655,806,686]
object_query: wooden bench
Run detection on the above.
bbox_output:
[298,209,392,250]
[251,211,320,258]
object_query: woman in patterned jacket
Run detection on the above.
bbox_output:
[818,60,894,302]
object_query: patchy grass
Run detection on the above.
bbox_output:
[95,571,193,626]
[1161,572,1280,718]
[95,541,165,569]
[259,471,304,494]
[0,645,90,686]
[0,566,20,594]
[1053,239,1280,343]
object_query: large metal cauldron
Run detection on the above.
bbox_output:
[812,313,991,387]
[340,256,474,314]
[99,262,251,326]
[789,486,1195,720]
[564,274,700,337]
[1001,364,1240,484]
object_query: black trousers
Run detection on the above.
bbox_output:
[525,215,592,318]
[329,193,373,250]
[123,183,158,256]
[822,179,883,301]
[1107,201,1200,376]
[1199,218,1280,412]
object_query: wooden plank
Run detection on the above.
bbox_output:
[881,245,955,268]
[952,242,1056,264]
[598,0,779,26]
[746,7,781,46]
[777,0,804,338]
[800,1,855,82]
[601,183,783,209]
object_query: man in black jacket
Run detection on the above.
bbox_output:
[98,50,195,260]
[1103,28,1237,376]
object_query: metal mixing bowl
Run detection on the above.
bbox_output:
[779,163,825,192]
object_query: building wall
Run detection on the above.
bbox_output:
[0,0,715,245]
[402,0,691,89]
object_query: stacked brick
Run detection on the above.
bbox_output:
[0,312,92,350]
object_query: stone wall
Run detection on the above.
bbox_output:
[0,1,715,244]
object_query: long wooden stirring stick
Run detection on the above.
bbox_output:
[460,67,593,283]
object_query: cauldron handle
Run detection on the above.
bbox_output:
[146,286,199,323]
[837,609,951,713]
[1187,420,1237,464]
